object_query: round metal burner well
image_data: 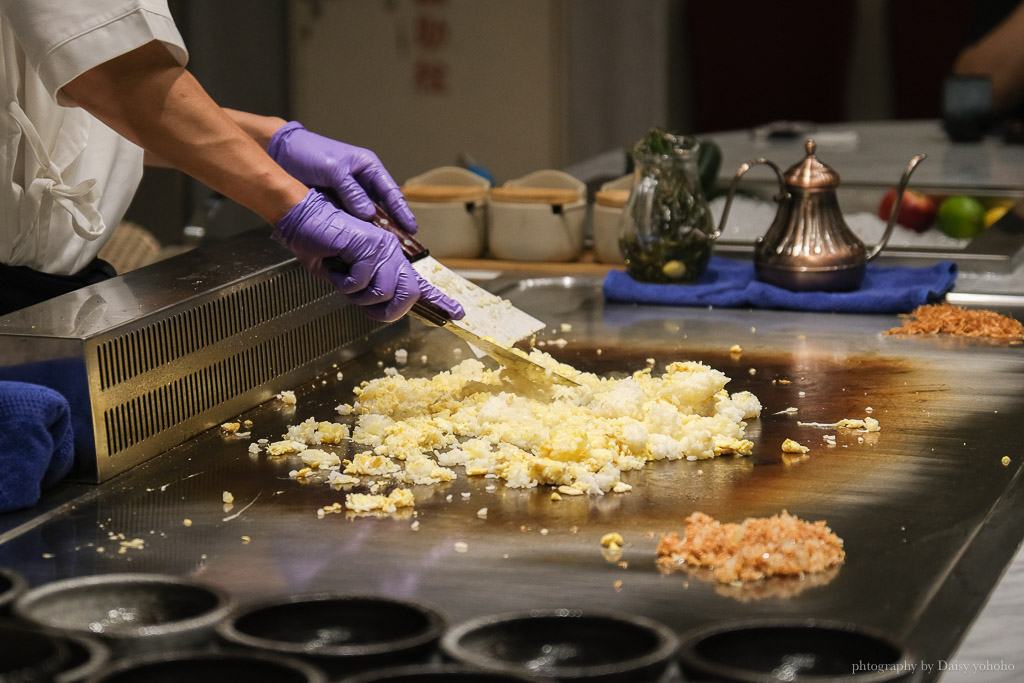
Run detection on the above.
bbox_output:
[440,609,679,682]
[13,573,233,655]
[0,568,27,614]
[338,663,547,682]
[0,620,71,682]
[83,650,327,683]
[679,618,918,682]
[217,594,446,674]
[53,631,111,683]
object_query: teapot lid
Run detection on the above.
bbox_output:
[783,139,840,189]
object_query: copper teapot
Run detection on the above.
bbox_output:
[718,139,926,291]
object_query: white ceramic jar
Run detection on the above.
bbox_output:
[402,166,490,258]
[592,174,633,264]
[487,170,587,262]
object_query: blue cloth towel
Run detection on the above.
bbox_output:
[0,381,74,513]
[603,257,957,313]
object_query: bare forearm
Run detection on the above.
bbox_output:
[62,41,306,223]
[223,109,287,149]
[144,111,284,167]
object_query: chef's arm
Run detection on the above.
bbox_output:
[222,109,287,149]
[141,109,285,169]
[953,1,1024,118]
[64,41,417,233]
[59,40,462,323]
[61,40,306,224]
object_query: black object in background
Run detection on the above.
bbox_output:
[943,75,994,142]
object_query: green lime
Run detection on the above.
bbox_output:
[937,195,985,239]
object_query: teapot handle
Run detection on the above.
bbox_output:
[717,158,789,238]
[866,154,927,261]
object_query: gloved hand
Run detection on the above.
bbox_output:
[267,121,418,234]
[274,190,464,323]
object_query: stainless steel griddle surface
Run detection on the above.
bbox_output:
[2,275,1023,674]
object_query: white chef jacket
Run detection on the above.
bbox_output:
[0,0,188,275]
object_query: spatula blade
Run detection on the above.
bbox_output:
[365,201,576,386]
[411,256,545,347]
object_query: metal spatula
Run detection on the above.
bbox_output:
[351,205,579,387]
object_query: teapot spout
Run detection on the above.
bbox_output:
[866,154,927,261]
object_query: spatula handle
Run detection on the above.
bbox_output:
[321,197,451,325]
[367,203,453,324]
[317,189,430,262]
[369,203,430,263]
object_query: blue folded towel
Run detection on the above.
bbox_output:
[603,257,957,313]
[0,381,74,513]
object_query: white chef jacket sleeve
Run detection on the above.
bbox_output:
[0,0,188,105]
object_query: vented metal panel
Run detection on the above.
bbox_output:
[0,233,398,482]
[94,267,332,391]
[94,295,379,458]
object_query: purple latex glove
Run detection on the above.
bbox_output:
[267,121,418,233]
[274,190,464,323]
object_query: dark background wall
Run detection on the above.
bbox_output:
[123,0,983,249]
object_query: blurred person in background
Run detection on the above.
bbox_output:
[952,0,1024,121]
[0,0,464,323]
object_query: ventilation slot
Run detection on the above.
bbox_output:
[102,304,378,456]
[96,269,336,390]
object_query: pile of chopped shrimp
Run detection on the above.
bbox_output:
[656,510,845,583]
[885,304,1024,340]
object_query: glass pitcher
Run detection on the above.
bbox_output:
[619,130,719,283]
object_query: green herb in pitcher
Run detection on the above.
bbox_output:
[620,129,718,283]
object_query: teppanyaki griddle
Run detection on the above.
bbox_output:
[1,273,1022,681]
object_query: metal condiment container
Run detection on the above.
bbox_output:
[718,139,926,291]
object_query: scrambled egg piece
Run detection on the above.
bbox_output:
[601,532,624,548]
[798,417,880,432]
[345,452,401,476]
[327,471,360,487]
[401,454,457,485]
[283,417,350,445]
[269,353,761,501]
[343,353,760,494]
[317,421,350,444]
[781,439,810,454]
[301,449,341,469]
[836,417,880,432]
[345,488,415,513]
[714,435,755,456]
[267,439,307,455]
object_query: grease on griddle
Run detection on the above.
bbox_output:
[681,564,841,602]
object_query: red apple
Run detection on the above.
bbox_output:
[877,188,937,233]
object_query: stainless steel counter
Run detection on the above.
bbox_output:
[704,120,1024,275]
[2,271,1023,681]
[709,120,1024,197]
[569,120,1024,275]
